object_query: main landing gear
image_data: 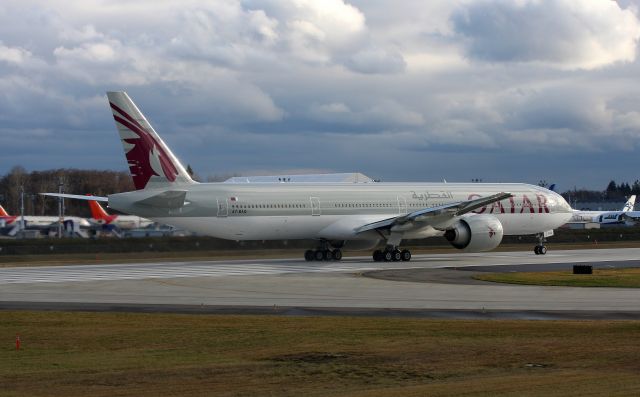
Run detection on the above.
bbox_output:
[533,233,547,255]
[304,248,343,261]
[372,247,412,262]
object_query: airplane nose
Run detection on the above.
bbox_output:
[556,193,572,212]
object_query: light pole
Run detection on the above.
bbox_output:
[19,185,25,238]
[58,179,64,238]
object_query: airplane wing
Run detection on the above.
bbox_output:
[355,192,512,233]
[41,193,108,202]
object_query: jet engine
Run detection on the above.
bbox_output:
[443,215,503,252]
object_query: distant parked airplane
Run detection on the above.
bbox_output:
[44,92,573,260]
[87,198,154,229]
[568,195,639,225]
[0,204,90,231]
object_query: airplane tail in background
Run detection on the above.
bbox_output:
[88,199,117,224]
[623,195,636,212]
[0,204,8,217]
[106,91,195,190]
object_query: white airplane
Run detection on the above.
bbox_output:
[44,92,573,261]
[87,198,154,229]
[568,195,639,225]
[0,204,90,234]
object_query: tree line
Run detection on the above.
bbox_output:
[1,166,638,217]
[0,167,133,217]
[563,180,640,204]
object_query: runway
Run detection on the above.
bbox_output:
[1,248,640,319]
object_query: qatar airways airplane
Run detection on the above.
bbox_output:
[45,92,573,261]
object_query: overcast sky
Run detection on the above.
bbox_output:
[1,0,639,190]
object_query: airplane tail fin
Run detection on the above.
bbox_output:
[88,198,110,220]
[0,204,9,217]
[623,195,636,212]
[106,91,195,190]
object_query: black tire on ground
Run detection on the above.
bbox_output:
[392,249,401,262]
[373,250,382,262]
[324,250,333,261]
[401,249,411,262]
[539,246,547,255]
[314,250,325,261]
[332,249,343,261]
[383,250,393,262]
[534,245,540,255]
[304,250,314,261]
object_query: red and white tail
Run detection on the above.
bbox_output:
[0,204,9,217]
[107,92,195,190]
[88,199,114,222]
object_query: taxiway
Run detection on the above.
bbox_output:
[1,248,639,319]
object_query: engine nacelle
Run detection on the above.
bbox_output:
[444,215,503,252]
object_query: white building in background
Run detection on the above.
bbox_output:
[224,173,376,184]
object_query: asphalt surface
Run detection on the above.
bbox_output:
[365,260,640,285]
[1,248,639,319]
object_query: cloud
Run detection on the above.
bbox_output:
[452,0,640,70]
[345,47,406,74]
[309,99,423,128]
[0,42,32,64]
[1,0,640,189]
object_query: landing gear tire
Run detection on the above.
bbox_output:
[401,249,412,262]
[373,250,383,262]
[323,250,333,261]
[391,249,402,262]
[534,245,547,255]
[314,250,325,261]
[383,250,393,262]
[304,250,314,262]
[332,249,343,261]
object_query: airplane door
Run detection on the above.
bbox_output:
[217,198,228,217]
[310,197,321,216]
[397,196,407,215]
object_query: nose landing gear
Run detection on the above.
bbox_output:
[533,233,548,255]
[534,245,547,255]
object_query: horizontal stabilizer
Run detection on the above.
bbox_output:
[134,190,187,209]
[41,193,108,202]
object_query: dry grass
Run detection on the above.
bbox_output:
[1,312,640,396]
[475,268,640,288]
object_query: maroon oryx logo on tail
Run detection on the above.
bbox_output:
[110,102,178,189]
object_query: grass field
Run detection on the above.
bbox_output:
[475,268,640,288]
[2,312,640,396]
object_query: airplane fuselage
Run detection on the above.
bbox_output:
[108,182,572,241]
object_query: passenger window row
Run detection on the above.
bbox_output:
[231,204,306,209]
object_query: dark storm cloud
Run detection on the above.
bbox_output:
[0,0,640,189]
